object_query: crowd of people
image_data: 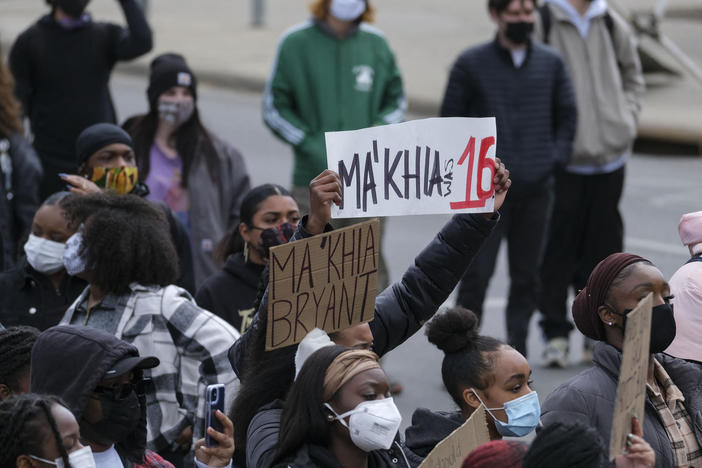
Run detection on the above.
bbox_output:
[0,0,700,467]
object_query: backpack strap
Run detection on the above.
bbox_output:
[539,4,552,44]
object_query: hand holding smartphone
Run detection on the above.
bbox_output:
[205,384,225,447]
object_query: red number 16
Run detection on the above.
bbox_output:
[449,136,495,210]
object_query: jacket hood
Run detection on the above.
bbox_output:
[29,325,151,461]
[404,408,464,458]
[223,252,265,289]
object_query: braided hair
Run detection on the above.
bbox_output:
[0,326,40,394]
[0,394,72,468]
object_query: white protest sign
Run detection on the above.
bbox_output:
[326,117,497,218]
[609,292,653,461]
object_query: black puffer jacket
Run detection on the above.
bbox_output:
[403,408,464,467]
[0,133,42,270]
[273,438,411,468]
[541,341,702,467]
[237,212,498,468]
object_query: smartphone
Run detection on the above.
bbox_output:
[205,384,225,447]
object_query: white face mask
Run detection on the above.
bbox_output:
[325,397,402,452]
[157,100,195,126]
[63,230,87,276]
[329,0,366,22]
[29,445,97,468]
[24,234,66,275]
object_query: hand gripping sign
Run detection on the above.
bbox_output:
[326,117,497,218]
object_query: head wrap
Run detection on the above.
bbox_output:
[678,211,702,256]
[76,123,134,166]
[572,253,648,341]
[147,53,197,108]
[462,440,527,468]
[323,349,380,401]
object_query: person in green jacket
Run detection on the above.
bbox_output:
[263,0,406,289]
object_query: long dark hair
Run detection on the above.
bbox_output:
[215,184,292,262]
[426,307,505,410]
[124,106,219,188]
[60,192,179,294]
[0,394,72,468]
[230,280,301,462]
[273,345,349,464]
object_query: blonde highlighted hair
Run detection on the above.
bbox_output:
[309,0,375,23]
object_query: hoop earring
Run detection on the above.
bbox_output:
[243,242,249,263]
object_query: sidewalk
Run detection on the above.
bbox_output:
[1,0,701,150]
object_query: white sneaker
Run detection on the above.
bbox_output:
[543,337,569,368]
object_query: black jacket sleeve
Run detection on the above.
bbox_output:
[8,34,34,117]
[440,56,472,117]
[552,57,577,167]
[9,134,43,239]
[109,0,153,61]
[371,213,496,356]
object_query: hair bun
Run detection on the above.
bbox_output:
[426,307,479,354]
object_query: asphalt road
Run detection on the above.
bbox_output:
[110,73,702,431]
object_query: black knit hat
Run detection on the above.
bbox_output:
[147,53,197,108]
[75,123,134,166]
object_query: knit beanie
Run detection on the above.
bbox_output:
[678,211,702,256]
[572,253,648,341]
[75,123,134,166]
[462,440,527,468]
[147,53,197,108]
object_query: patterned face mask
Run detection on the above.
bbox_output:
[89,166,139,195]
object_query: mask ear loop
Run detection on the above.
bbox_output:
[28,454,59,466]
[470,389,504,414]
[323,402,352,429]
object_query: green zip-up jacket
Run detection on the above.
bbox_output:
[263,20,406,187]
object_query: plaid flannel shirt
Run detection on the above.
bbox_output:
[647,358,702,468]
[62,283,240,452]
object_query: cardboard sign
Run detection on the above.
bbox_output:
[265,219,379,350]
[418,405,492,468]
[609,293,653,461]
[326,117,497,218]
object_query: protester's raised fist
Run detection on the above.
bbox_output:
[307,169,342,235]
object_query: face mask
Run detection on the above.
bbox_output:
[505,21,534,45]
[89,166,138,195]
[56,0,91,19]
[259,222,297,258]
[609,303,677,354]
[82,390,141,445]
[324,398,402,452]
[158,100,195,126]
[329,0,366,22]
[472,390,540,437]
[63,231,87,276]
[24,234,66,274]
[29,445,97,468]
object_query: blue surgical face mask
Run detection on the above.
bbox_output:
[472,389,540,437]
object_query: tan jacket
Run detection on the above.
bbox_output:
[536,4,645,169]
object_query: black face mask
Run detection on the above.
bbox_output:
[82,389,141,445]
[259,222,297,258]
[610,303,677,354]
[504,21,534,45]
[56,0,91,18]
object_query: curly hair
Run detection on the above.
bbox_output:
[0,394,72,468]
[310,0,375,22]
[0,52,23,138]
[0,326,40,395]
[60,192,179,294]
